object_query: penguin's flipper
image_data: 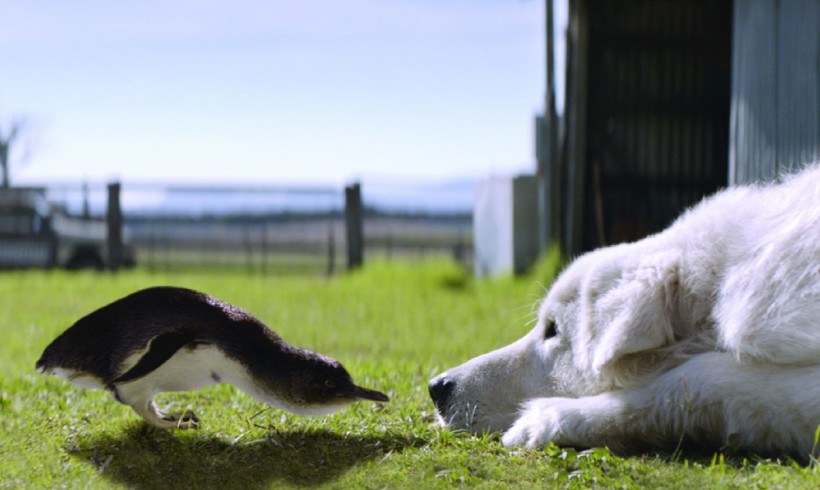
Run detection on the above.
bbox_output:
[112,330,209,384]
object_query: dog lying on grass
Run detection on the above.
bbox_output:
[430,164,820,460]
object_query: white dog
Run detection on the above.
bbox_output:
[430,164,820,459]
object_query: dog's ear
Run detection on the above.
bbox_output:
[586,252,679,374]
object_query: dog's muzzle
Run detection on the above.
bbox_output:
[428,374,455,413]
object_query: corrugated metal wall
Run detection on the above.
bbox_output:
[567,0,732,252]
[730,0,820,184]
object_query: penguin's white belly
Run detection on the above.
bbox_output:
[115,343,347,416]
[50,367,107,390]
[116,344,252,396]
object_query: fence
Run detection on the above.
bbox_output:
[128,214,342,275]
[41,181,473,275]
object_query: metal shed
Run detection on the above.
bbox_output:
[539,0,820,256]
[730,0,820,184]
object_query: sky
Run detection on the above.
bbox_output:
[1,0,550,188]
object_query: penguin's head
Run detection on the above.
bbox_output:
[281,349,389,416]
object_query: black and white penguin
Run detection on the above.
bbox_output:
[36,286,389,429]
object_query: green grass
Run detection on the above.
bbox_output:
[1,255,819,489]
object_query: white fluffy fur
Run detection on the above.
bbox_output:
[433,164,820,458]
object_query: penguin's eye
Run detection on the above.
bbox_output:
[324,379,336,389]
[543,319,557,340]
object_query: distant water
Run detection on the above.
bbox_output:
[45,179,477,217]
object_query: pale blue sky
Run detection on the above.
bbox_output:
[2,0,548,187]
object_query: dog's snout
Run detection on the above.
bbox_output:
[428,374,455,411]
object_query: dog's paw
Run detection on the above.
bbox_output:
[501,397,582,448]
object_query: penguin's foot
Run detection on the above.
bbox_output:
[134,399,200,429]
[162,408,200,430]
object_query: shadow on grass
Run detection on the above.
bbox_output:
[621,438,808,468]
[67,424,421,489]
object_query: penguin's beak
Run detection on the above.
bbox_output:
[348,384,390,403]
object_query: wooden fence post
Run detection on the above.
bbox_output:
[327,224,335,276]
[106,182,123,271]
[261,224,268,275]
[345,183,363,270]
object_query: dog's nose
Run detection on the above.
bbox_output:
[428,374,455,412]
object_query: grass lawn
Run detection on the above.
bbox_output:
[1,257,819,489]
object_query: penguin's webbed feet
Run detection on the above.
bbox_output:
[168,409,199,430]
[157,406,199,430]
[137,399,200,430]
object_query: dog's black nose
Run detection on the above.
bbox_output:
[428,374,455,412]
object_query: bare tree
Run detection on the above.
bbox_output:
[0,117,28,188]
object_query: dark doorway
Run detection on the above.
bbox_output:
[574,0,732,251]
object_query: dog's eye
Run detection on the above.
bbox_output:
[543,319,558,340]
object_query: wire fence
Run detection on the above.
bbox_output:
[40,182,473,275]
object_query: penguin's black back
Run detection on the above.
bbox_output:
[36,287,286,383]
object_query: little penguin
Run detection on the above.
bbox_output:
[36,286,389,429]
